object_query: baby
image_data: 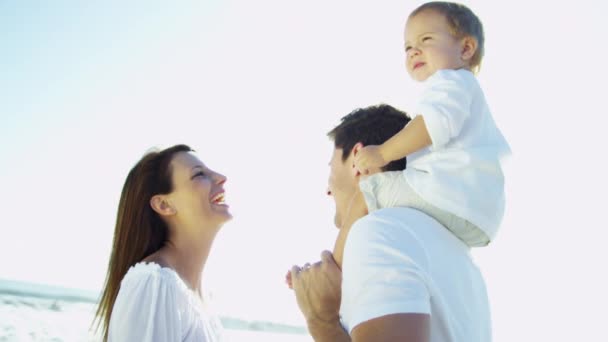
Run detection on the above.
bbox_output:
[354,1,511,247]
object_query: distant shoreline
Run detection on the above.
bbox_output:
[0,278,308,335]
[0,278,99,303]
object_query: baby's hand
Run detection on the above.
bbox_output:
[354,145,387,174]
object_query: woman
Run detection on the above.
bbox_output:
[94,144,231,341]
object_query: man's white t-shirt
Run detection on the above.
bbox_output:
[340,206,491,341]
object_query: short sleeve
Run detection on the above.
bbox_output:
[341,214,431,333]
[108,268,182,342]
[414,69,474,149]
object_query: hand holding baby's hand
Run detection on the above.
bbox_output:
[354,145,387,174]
[285,269,293,289]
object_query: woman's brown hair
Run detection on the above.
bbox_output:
[93,144,192,341]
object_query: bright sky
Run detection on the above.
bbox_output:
[1,0,607,340]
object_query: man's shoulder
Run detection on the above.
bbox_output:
[351,207,468,256]
[350,208,440,253]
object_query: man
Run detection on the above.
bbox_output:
[288,104,492,341]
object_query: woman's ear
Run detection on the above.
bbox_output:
[150,195,176,217]
[461,36,478,62]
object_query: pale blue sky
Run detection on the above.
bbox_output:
[1,1,607,340]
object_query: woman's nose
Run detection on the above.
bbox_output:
[215,173,227,185]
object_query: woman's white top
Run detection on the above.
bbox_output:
[108,262,224,342]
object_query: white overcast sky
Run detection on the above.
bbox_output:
[1,0,607,340]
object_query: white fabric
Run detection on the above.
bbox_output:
[405,68,511,242]
[340,207,492,342]
[108,262,225,342]
[360,171,489,246]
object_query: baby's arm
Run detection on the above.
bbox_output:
[354,116,431,172]
[378,115,432,163]
[356,71,473,173]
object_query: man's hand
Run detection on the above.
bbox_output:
[289,251,350,341]
[354,145,388,174]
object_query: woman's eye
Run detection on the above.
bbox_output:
[193,171,206,178]
[405,46,411,52]
[422,36,432,42]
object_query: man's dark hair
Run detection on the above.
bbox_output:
[327,104,411,171]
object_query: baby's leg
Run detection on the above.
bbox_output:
[399,178,490,247]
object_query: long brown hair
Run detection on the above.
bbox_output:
[93,144,192,341]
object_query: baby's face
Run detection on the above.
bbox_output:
[404,10,468,82]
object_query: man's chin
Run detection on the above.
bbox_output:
[333,214,341,229]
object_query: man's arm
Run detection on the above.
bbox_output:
[350,313,430,342]
[290,251,430,342]
[341,214,432,342]
[290,251,350,341]
[306,318,351,342]
[308,313,430,342]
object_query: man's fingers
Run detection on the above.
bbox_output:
[321,250,337,268]
[285,270,293,289]
[290,265,302,279]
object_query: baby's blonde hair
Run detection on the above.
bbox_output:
[410,1,485,74]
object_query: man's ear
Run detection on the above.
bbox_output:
[461,36,477,62]
[150,195,176,217]
[352,142,364,157]
[351,142,364,177]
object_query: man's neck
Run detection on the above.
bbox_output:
[332,193,368,269]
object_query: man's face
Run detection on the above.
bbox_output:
[327,148,358,229]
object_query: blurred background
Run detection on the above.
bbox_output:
[1,0,607,341]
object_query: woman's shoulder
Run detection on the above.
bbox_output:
[122,261,178,283]
[118,262,191,300]
[122,262,208,311]
[109,263,200,340]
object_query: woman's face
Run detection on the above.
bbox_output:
[167,151,232,231]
